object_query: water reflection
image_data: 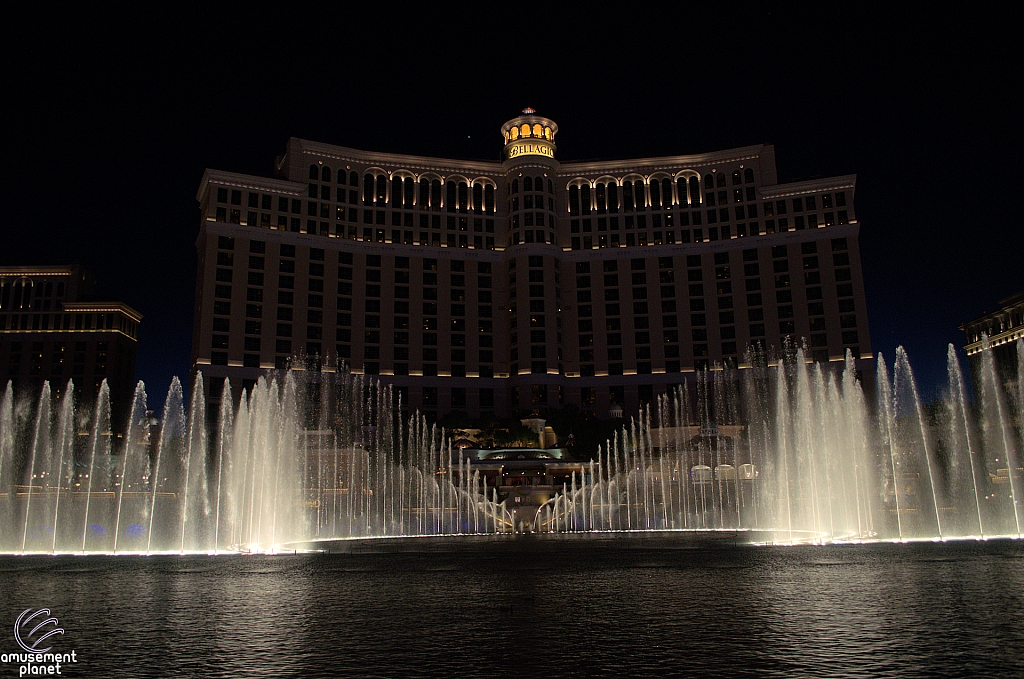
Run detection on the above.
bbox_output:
[1,538,1021,678]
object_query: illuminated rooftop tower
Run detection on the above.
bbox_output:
[501,108,558,163]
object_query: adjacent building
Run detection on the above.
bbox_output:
[191,110,872,421]
[961,290,1024,388]
[0,265,141,425]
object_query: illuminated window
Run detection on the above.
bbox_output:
[472,183,483,214]
[650,180,661,209]
[533,123,542,137]
[520,123,530,137]
[446,181,456,212]
[430,179,441,209]
[362,174,374,205]
[484,185,495,213]
[595,182,607,214]
[391,177,402,208]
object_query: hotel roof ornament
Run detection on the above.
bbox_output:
[501,110,558,162]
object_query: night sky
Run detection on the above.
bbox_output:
[6,7,1020,407]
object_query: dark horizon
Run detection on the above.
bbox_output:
[5,7,1021,409]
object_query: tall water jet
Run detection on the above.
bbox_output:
[944,346,985,537]
[842,350,874,538]
[181,376,209,552]
[876,355,902,540]
[774,357,795,541]
[977,336,1021,536]
[49,382,75,553]
[20,382,51,552]
[81,381,111,552]
[148,377,185,553]
[213,378,234,551]
[114,381,149,553]
[892,347,943,539]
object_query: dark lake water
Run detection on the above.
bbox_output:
[1,535,1021,678]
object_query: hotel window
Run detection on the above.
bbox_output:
[647,179,663,208]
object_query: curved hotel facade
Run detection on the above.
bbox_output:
[191,110,871,420]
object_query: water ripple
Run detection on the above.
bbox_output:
[0,539,1021,678]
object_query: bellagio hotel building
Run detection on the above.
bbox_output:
[191,110,872,421]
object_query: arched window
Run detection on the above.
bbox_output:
[568,185,580,214]
[544,127,551,140]
[622,181,634,212]
[580,184,592,215]
[595,182,607,214]
[533,124,542,137]
[744,168,755,183]
[321,166,331,182]
[458,182,468,211]
[309,164,319,180]
[403,177,415,208]
[547,179,553,193]
[376,175,387,206]
[677,177,689,205]
[662,178,673,207]
[689,176,701,204]
[430,179,441,210]
[350,171,358,186]
[419,178,430,207]
[484,184,495,214]
[520,123,530,138]
[391,177,403,208]
[472,183,483,214]
[338,170,347,186]
[363,174,374,205]
[704,174,714,189]
[716,173,726,188]
[632,180,646,210]
[607,183,619,213]
[446,181,457,212]
[510,127,519,140]
[649,180,661,209]
[524,176,533,192]
[732,170,742,185]
[511,178,519,194]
